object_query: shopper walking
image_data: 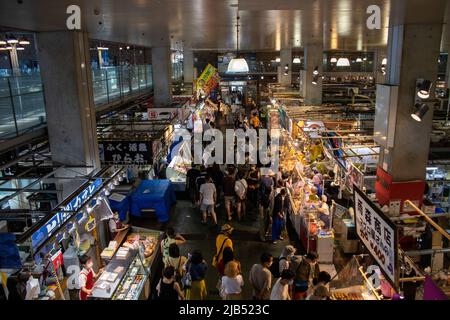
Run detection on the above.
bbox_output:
[249,253,273,300]
[259,186,272,242]
[163,243,187,283]
[185,251,208,300]
[213,224,234,268]
[270,269,295,300]
[161,226,186,262]
[156,266,185,300]
[199,175,218,225]
[186,165,201,208]
[234,172,248,221]
[272,188,287,244]
[291,252,320,300]
[223,168,236,221]
[278,245,297,275]
[220,261,244,300]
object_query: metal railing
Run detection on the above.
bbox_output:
[0,72,46,140]
[92,64,153,107]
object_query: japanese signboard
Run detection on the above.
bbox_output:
[196,63,220,96]
[99,141,152,165]
[354,185,398,289]
[31,178,103,250]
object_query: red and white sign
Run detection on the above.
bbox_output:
[51,249,64,270]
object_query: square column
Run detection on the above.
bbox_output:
[152,46,173,107]
[304,44,323,105]
[183,49,194,85]
[37,31,99,170]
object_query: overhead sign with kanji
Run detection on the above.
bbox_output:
[354,185,398,289]
[99,141,152,164]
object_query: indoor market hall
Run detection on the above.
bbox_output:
[0,0,450,306]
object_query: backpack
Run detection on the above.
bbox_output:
[269,257,286,278]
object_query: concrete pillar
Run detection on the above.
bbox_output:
[37,31,99,170]
[152,46,173,107]
[304,44,323,105]
[380,24,443,182]
[183,49,194,85]
[278,48,292,86]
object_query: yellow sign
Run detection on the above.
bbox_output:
[196,64,220,96]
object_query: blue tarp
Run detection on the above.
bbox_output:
[109,195,130,221]
[0,233,22,269]
[130,180,176,222]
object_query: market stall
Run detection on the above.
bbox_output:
[130,180,176,222]
[92,227,163,300]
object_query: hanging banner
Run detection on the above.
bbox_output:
[99,141,152,165]
[196,63,220,96]
[31,178,103,250]
[354,185,398,289]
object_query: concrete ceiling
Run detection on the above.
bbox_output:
[0,0,449,51]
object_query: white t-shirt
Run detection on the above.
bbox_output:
[234,179,248,200]
[199,182,216,205]
[270,278,290,300]
[221,275,244,295]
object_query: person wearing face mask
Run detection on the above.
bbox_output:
[109,211,130,239]
[279,245,296,275]
[249,253,273,300]
[78,255,103,300]
[270,269,296,300]
[292,252,320,300]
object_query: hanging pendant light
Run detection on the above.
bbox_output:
[227,14,249,73]
[293,57,301,64]
[337,57,350,67]
[356,57,363,63]
[330,57,338,63]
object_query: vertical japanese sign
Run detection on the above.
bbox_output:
[99,141,152,164]
[196,63,220,96]
[354,186,398,289]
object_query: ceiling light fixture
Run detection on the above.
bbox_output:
[0,39,6,45]
[356,57,363,63]
[227,14,249,73]
[313,66,319,75]
[275,57,281,63]
[411,103,429,122]
[381,58,387,65]
[337,57,350,67]
[330,57,337,63]
[19,37,30,45]
[6,35,18,44]
[417,79,432,99]
[293,57,301,64]
[16,46,25,51]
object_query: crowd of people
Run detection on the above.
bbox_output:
[152,90,332,301]
[155,225,331,301]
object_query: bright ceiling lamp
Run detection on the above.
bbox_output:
[293,57,301,64]
[417,79,432,99]
[19,37,30,45]
[381,58,387,65]
[0,39,6,45]
[330,57,337,63]
[16,47,25,51]
[337,57,350,67]
[411,103,429,122]
[6,35,18,44]
[313,66,319,75]
[356,57,363,63]
[227,14,249,73]
[275,57,281,63]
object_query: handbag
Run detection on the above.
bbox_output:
[212,237,229,268]
[181,262,192,289]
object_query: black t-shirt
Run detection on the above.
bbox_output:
[186,168,201,189]
[223,176,236,197]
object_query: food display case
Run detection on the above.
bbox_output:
[329,255,382,300]
[91,227,163,300]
